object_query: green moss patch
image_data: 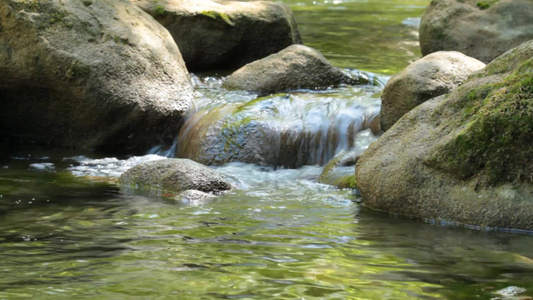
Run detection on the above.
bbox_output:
[476,0,499,9]
[49,9,69,24]
[200,10,235,26]
[427,58,533,184]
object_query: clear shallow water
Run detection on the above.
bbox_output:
[1,147,532,299]
[2,0,533,299]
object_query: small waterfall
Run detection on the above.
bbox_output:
[175,73,385,168]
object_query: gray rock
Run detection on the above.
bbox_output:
[0,0,193,153]
[419,0,533,63]
[120,159,232,194]
[131,0,301,71]
[380,51,485,131]
[223,45,369,95]
[356,40,533,231]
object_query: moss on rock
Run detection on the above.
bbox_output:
[427,53,533,184]
[200,10,235,26]
[355,40,533,231]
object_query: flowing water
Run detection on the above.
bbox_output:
[1,0,533,299]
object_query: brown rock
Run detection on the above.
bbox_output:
[380,51,485,131]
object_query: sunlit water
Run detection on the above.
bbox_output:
[1,0,533,299]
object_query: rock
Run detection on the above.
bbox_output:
[419,0,533,64]
[355,40,533,230]
[120,159,232,194]
[131,0,301,71]
[223,45,369,95]
[380,51,485,131]
[318,151,360,189]
[177,94,381,168]
[0,0,193,154]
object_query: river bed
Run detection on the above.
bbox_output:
[1,0,532,299]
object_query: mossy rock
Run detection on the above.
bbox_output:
[177,94,381,168]
[355,40,533,231]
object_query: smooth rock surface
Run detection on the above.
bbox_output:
[223,45,369,95]
[419,0,533,63]
[356,40,533,230]
[120,159,232,193]
[380,51,485,131]
[132,0,301,71]
[0,0,193,153]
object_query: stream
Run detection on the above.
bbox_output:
[1,0,532,299]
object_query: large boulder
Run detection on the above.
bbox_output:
[223,45,369,95]
[0,0,193,153]
[356,40,533,230]
[120,159,232,194]
[131,0,301,71]
[380,51,485,131]
[419,0,533,64]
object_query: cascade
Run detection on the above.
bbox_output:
[176,73,386,168]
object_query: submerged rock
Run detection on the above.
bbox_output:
[419,0,533,63]
[120,159,232,194]
[223,45,369,95]
[356,40,533,230]
[381,51,485,131]
[0,0,193,154]
[132,0,301,71]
